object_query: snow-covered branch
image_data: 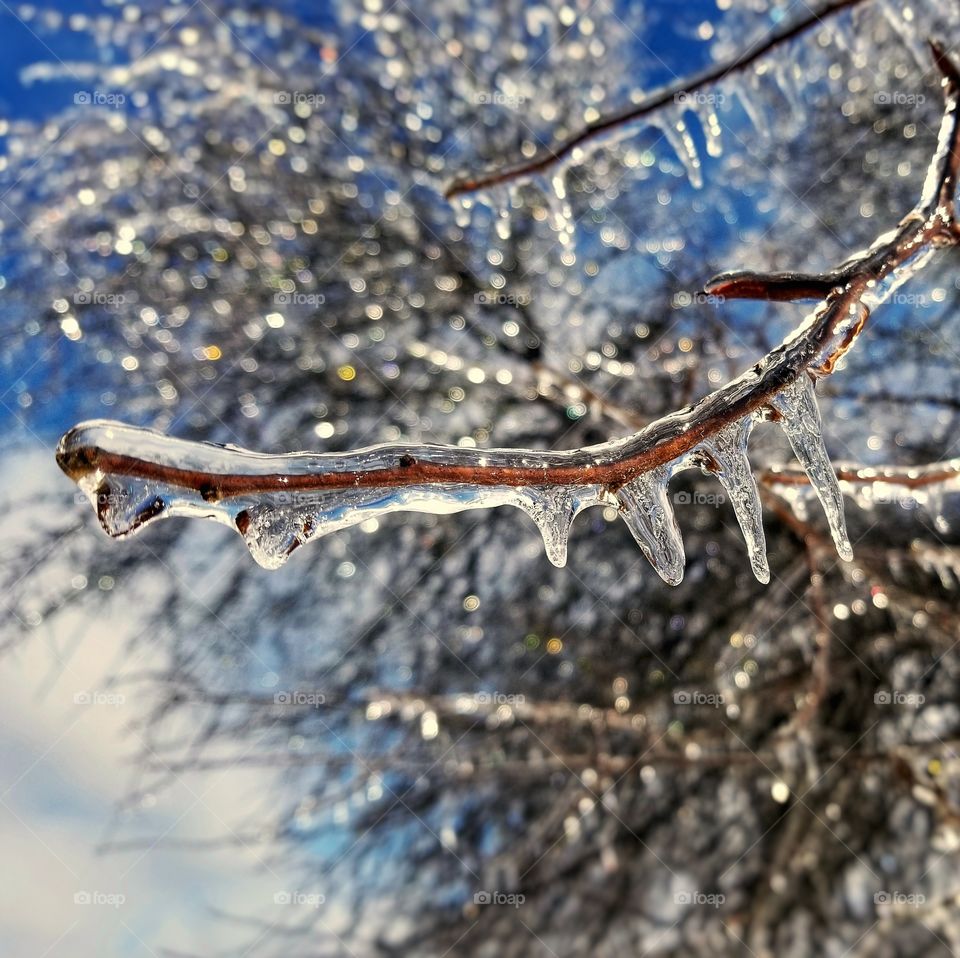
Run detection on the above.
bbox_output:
[56,43,960,584]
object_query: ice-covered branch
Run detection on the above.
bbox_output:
[762,458,960,536]
[443,0,871,199]
[56,44,960,584]
[761,459,960,493]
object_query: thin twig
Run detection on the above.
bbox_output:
[760,458,960,492]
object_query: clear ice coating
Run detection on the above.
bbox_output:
[769,376,853,562]
[59,359,864,586]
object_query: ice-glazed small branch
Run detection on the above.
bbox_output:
[444,0,871,199]
[762,456,960,535]
[57,44,960,585]
[761,459,960,492]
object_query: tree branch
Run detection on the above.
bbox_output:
[56,44,960,583]
[761,458,960,492]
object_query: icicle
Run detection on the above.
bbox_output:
[771,61,804,123]
[658,111,702,189]
[932,493,951,535]
[451,195,474,229]
[693,102,723,159]
[769,376,853,561]
[877,1,930,70]
[495,206,512,240]
[732,75,772,145]
[533,172,574,245]
[911,543,960,590]
[615,467,685,585]
[827,10,858,55]
[473,184,504,214]
[933,554,955,590]
[698,418,769,583]
[471,184,514,241]
[519,486,589,567]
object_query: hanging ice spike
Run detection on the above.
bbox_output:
[658,111,703,189]
[520,487,583,569]
[615,468,686,586]
[698,417,770,584]
[769,375,853,562]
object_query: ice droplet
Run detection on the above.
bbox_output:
[616,467,685,585]
[769,376,853,561]
[82,474,172,538]
[658,111,702,189]
[699,417,769,583]
[932,495,951,535]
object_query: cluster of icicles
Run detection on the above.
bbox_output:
[58,374,852,586]
[450,102,719,245]
[446,0,929,244]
